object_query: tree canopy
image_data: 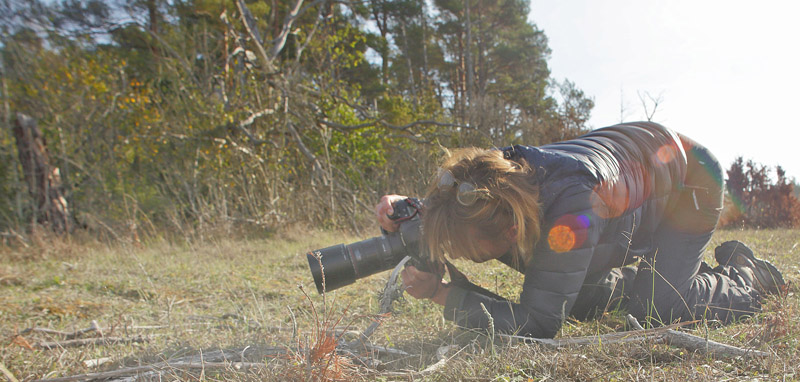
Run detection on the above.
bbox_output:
[0,0,594,237]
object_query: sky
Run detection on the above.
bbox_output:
[528,0,800,181]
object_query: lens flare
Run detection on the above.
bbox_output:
[576,214,591,228]
[548,225,576,253]
[547,214,590,253]
[656,145,677,164]
[591,180,630,218]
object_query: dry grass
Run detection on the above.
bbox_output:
[0,227,798,381]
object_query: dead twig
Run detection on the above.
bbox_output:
[32,346,288,381]
[661,329,768,357]
[1,229,29,247]
[1,362,20,382]
[498,322,687,348]
[419,345,462,375]
[379,344,464,378]
[318,118,467,132]
[496,314,768,358]
[36,336,149,350]
[624,314,769,357]
[359,343,411,358]
[22,321,222,339]
[21,320,102,339]
[32,361,265,382]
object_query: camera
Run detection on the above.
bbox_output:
[306,198,424,294]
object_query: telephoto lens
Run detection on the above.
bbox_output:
[306,198,423,294]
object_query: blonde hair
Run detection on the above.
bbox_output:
[423,148,541,266]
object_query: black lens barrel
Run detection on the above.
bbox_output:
[306,201,423,294]
[307,244,355,293]
[307,233,408,294]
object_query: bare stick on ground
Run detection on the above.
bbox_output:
[32,361,266,382]
[21,320,102,339]
[624,314,769,358]
[494,315,768,359]
[36,336,149,350]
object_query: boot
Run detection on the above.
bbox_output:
[715,240,786,295]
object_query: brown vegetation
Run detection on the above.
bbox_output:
[721,157,800,228]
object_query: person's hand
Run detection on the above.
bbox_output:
[375,194,408,232]
[401,265,443,300]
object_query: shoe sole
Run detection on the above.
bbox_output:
[715,241,786,295]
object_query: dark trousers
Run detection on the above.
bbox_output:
[571,135,761,324]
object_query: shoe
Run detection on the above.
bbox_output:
[715,240,786,295]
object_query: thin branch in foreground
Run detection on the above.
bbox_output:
[0,362,20,382]
[419,345,462,375]
[624,314,769,357]
[21,320,102,339]
[318,118,467,131]
[36,336,149,350]
[498,315,769,359]
[228,107,278,148]
[32,361,266,382]
[20,320,224,341]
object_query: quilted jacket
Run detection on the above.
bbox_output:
[443,121,690,338]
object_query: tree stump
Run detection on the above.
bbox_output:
[11,113,72,233]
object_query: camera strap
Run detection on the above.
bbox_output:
[444,260,507,301]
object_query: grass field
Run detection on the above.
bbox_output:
[1,227,798,381]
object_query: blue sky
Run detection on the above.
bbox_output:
[530,0,800,180]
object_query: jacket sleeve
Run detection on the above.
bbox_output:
[442,184,604,338]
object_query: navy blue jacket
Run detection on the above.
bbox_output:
[443,122,689,338]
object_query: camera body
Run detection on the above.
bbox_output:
[306,198,424,294]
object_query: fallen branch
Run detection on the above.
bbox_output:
[662,330,767,358]
[82,357,112,368]
[32,346,288,381]
[379,344,463,378]
[21,320,102,339]
[32,361,265,382]
[162,346,286,364]
[497,315,768,359]
[37,336,149,350]
[1,362,20,382]
[625,314,769,358]
[21,321,225,341]
[498,321,688,348]
[419,345,461,375]
[0,229,29,247]
[360,343,411,358]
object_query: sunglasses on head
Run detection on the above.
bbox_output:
[437,169,491,206]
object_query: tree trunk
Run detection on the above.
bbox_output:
[371,1,390,85]
[11,113,72,233]
[399,21,418,106]
[420,3,429,81]
[147,0,160,59]
[464,0,475,104]
[147,0,158,34]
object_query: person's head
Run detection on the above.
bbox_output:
[423,148,541,266]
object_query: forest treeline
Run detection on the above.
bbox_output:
[0,1,796,242]
[0,0,594,240]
